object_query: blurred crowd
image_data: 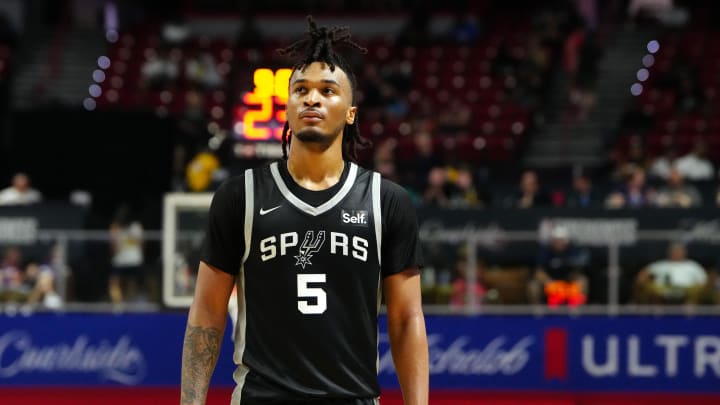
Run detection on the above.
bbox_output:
[389,163,720,210]
[422,225,720,308]
[0,245,62,309]
[2,0,720,309]
[2,172,720,309]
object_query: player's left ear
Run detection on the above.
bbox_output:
[346,106,357,125]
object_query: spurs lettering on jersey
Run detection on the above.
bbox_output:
[260,231,368,264]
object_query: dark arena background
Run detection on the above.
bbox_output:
[1,0,720,404]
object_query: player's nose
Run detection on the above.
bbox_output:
[303,88,321,106]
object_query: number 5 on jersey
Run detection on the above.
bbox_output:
[297,274,327,314]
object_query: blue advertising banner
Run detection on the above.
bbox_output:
[0,312,235,386]
[377,315,720,392]
[1,313,719,391]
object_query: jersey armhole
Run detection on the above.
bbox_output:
[241,169,254,266]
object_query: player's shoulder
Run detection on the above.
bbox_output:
[217,162,274,190]
[356,165,412,202]
[218,172,246,190]
[212,172,248,202]
[380,177,411,200]
[376,174,416,214]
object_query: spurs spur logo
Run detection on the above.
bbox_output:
[294,230,326,269]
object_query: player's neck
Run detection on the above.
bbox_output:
[286,141,345,191]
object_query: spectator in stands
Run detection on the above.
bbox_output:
[162,19,191,46]
[361,62,409,120]
[185,50,223,90]
[373,138,399,183]
[519,34,552,110]
[0,173,42,206]
[423,167,450,207]
[605,167,655,208]
[569,30,601,121]
[506,170,551,208]
[634,242,708,305]
[611,136,648,181]
[22,261,61,308]
[709,261,720,305]
[675,140,714,181]
[528,226,589,305]
[565,174,599,208]
[654,167,703,208]
[563,26,584,78]
[447,13,481,44]
[380,59,412,118]
[382,59,413,96]
[177,89,209,154]
[648,145,678,180]
[108,205,144,304]
[186,149,222,192]
[628,0,675,19]
[493,40,522,83]
[0,246,23,302]
[141,47,179,90]
[436,99,471,132]
[360,64,387,111]
[404,131,443,195]
[447,166,485,208]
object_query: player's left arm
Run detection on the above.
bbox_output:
[380,179,428,405]
[384,268,429,405]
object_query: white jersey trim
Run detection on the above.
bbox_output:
[371,172,382,268]
[372,172,383,374]
[269,161,358,216]
[231,168,254,404]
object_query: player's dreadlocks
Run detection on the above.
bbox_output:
[277,16,371,162]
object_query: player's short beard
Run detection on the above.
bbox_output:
[294,125,343,149]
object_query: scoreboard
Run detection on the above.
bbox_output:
[234,68,292,141]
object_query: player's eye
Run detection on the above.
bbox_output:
[294,86,307,94]
[323,87,335,95]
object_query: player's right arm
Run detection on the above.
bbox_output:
[181,261,234,405]
[181,177,246,405]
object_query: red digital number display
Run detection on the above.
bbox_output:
[235,68,291,141]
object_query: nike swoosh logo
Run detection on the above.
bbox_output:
[259,206,281,215]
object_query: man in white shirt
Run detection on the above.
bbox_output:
[675,141,714,181]
[0,173,42,206]
[648,147,677,180]
[634,242,708,304]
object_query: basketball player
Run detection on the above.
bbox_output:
[181,17,428,405]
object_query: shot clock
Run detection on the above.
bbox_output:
[235,68,292,140]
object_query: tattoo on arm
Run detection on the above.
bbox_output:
[181,325,222,405]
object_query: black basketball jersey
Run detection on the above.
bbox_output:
[201,160,422,404]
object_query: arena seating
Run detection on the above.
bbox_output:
[97,31,234,129]
[359,38,532,163]
[614,27,720,162]
[96,14,551,165]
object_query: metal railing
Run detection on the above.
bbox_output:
[1,228,718,315]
